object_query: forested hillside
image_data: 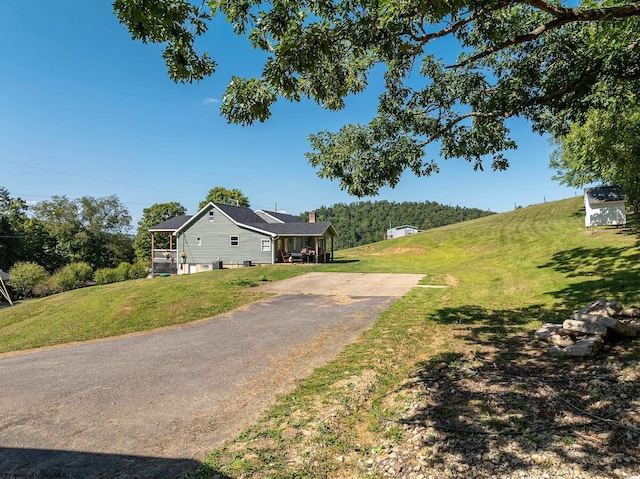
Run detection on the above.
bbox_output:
[300,200,495,249]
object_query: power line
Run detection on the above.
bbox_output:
[0,158,194,196]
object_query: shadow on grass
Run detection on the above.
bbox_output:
[427,304,568,341]
[538,245,640,307]
[374,311,640,478]
[329,259,360,264]
[0,447,229,479]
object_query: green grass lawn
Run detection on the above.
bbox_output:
[2,197,639,478]
[0,266,308,354]
[198,197,640,478]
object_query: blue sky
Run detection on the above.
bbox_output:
[0,2,579,229]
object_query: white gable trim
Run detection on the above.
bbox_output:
[173,202,277,237]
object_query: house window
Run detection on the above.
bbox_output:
[261,239,271,252]
[230,235,239,247]
[196,237,202,246]
[209,211,215,222]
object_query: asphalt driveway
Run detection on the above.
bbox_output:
[0,272,424,478]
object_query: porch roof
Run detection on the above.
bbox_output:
[149,215,192,232]
[254,222,337,237]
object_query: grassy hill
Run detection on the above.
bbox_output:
[200,197,640,478]
[2,197,639,477]
[299,199,496,249]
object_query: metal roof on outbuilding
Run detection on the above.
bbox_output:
[585,186,626,204]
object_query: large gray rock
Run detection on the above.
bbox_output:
[534,323,563,342]
[577,298,623,317]
[569,313,636,337]
[563,319,608,336]
[570,312,618,328]
[549,333,575,348]
[549,336,604,358]
[620,318,640,332]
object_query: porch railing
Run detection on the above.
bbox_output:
[152,249,178,275]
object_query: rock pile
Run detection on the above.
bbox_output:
[535,299,640,357]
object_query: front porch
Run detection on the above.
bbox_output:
[275,235,334,264]
[152,249,178,276]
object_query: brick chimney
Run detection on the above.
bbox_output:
[309,211,316,223]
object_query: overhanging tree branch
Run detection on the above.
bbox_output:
[449,3,640,68]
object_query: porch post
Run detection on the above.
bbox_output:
[314,236,319,264]
[151,233,155,275]
[331,236,334,262]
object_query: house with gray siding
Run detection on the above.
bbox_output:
[149,203,337,275]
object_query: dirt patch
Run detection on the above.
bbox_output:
[444,274,459,287]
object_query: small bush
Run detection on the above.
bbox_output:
[128,261,150,280]
[226,277,258,287]
[94,262,149,285]
[53,262,93,292]
[114,262,131,282]
[94,268,120,285]
[32,276,55,298]
[9,262,49,298]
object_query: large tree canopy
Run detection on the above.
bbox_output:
[33,195,133,270]
[133,202,187,260]
[114,0,640,196]
[0,188,29,271]
[550,95,640,214]
[199,186,250,209]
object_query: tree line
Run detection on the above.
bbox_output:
[1,187,496,279]
[0,186,253,276]
[301,200,495,250]
[0,188,134,273]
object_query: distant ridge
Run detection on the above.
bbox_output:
[300,200,495,249]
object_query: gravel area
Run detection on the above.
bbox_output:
[361,334,640,479]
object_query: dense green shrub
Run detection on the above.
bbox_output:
[94,268,120,285]
[128,261,150,280]
[8,262,49,298]
[53,262,93,292]
[94,261,149,285]
[114,262,131,282]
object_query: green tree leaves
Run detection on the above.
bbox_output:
[199,186,250,209]
[115,1,640,195]
[550,97,640,214]
[133,202,187,261]
[113,0,216,83]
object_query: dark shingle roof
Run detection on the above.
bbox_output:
[216,203,267,225]
[149,215,192,232]
[154,203,337,237]
[585,187,626,203]
[259,210,304,223]
[248,222,337,237]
